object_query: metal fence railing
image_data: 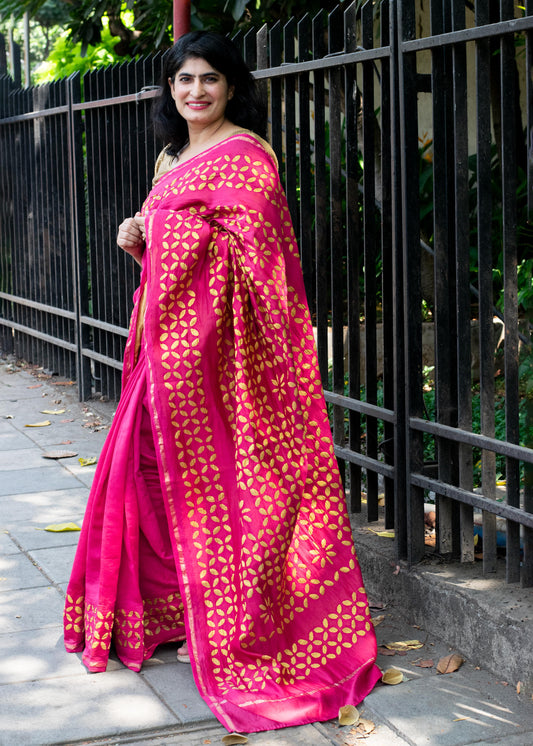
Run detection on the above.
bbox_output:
[1,0,532,586]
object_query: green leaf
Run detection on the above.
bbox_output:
[44,522,81,532]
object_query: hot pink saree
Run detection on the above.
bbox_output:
[64,132,381,732]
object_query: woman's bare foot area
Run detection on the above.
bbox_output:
[177,641,190,663]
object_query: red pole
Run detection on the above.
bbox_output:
[173,0,191,42]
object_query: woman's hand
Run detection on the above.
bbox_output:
[117,212,146,265]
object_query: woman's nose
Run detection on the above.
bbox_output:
[191,78,204,96]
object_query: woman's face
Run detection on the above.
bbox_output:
[169,57,234,130]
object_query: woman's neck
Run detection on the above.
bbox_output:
[180,118,238,163]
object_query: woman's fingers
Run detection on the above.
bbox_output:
[134,213,146,240]
[117,216,144,250]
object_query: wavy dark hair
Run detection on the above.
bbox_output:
[152,31,267,158]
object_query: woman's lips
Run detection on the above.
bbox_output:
[187,101,210,109]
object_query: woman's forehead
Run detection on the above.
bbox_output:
[176,56,221,75]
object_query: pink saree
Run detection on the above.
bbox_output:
[64,132,381,732]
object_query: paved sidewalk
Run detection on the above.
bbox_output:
[1,355,532,746]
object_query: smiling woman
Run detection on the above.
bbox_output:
[63,30,381,736]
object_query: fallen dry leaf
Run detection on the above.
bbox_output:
[414,659,434,668]
[221,735,248,745]
[338,705,359,726]
[42,450,78,459]
[79,456,98,467]
[368,529,395,538]
[381,667,404,685]
[24,420,51,427]
[51,380,75,386]
[377,646,396,656]
[372,615,385,627]
[385,640,423,651]
[437,653,464,674]
[27,384,42,389]
[356,717,375,735]
[43,522,81,532]
[517,681,521,694]
[40,409,66,415]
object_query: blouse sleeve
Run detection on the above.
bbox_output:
[152,147,176,186]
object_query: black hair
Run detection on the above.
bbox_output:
[152,31,267,158]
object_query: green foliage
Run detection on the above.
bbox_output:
[33,22,124,82]
[0,0,357,67]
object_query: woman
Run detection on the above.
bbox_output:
[64,31,381,733]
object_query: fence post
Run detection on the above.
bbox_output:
[67,74,91,400]
[396,0,425,563]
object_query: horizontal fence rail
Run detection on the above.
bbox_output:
[1,0,532,586]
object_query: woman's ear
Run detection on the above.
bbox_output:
[228,85,235,100]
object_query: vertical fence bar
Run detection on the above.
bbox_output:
[17,91,31,363]
[269,23,282,165]
[523,0,533,588]
[85,69,97,395]
[344,1,362,513]
[68,73,91,399]
[297,15,313,310]
[475,0,498,575]
[500,0,521,583]
[32,88,44,370]
[243,27,257,71]
[362,0,379,521]
[312,10,329,387]
[431,0,458,557]
[0,81,13,354]
[328,5,347,486]
[451,0,474,563]
[283,19,298,231]
[398,0,425,563]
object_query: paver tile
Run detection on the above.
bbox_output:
[0,626,85,684]
[1,466,84,497]
[0,586,65,633]
[0,669,178,746]
[0,487,89,525]
[0,551,51,591]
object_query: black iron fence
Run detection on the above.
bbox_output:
[1,0,532,585]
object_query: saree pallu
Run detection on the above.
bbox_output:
[64,132,381,732]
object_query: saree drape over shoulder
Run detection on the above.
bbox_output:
[64,132,381,733]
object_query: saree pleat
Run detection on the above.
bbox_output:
[64,345,185,672]
[64,132,380,731]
